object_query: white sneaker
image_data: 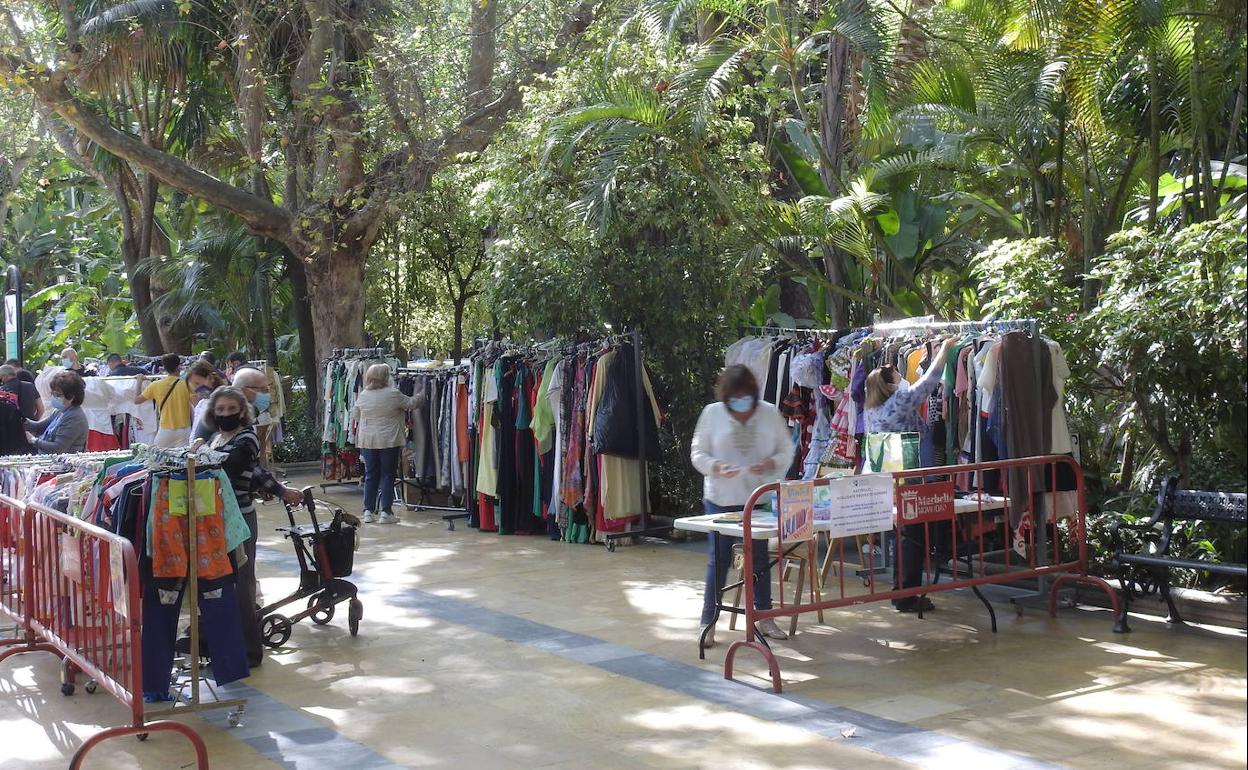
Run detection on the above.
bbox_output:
[757,617,789,640]
[379,511,399,525]
[700,623,717,649]
[362,511,376,524]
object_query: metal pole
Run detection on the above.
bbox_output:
[4,264,22,364]
[633,331,648,526]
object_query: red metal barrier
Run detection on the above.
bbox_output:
[0,493,209,769]
[1,495,32,652]
[725,455,1122,693]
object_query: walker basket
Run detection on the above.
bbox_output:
[322,512,357,578]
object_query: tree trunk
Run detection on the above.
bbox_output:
[1119,433,1137,492]
[303,246,367,365]
[818,1,865,328]
[1176,432,1192,489]
[778,275,816,323]
[452,296,466,363]
[283,250,320,403]
[1146,50,1161,231]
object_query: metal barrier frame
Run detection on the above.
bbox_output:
[726,455,1124,693]
[0,493,209,768]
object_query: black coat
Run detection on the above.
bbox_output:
[591,342,661,459]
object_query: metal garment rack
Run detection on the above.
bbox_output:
[857,317,1044,585]
[318,348,391,492]
[132,443,247,727]
[601,331,669,552]
[393,364,472,527]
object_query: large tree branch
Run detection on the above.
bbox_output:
[3,59,293,238]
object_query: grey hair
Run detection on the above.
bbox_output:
[201,386,254,432]
[0,365,15,379]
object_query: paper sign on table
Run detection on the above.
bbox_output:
[110,543,128,619]
[825,473,894,538]
[778,480,814,542]
[813,485,833,523]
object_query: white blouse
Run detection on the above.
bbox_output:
[690,401,793,507]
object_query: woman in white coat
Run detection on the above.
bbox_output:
[351,364,424,524]
[690,364,794,645]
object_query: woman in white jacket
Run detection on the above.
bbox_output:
[351,364,424,524]
[690,364,794,645]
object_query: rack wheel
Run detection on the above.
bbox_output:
[447,521,455,531]
[861,576,870,587]
[60,682,74,696]
[1015,604,1025,617]
[348,599,363,637]
[309,596,336,625]
[228,709,243,728]
[606,539,616,553]
[84,680,97,694]
[261,615,293,648]
[137,734,149,742]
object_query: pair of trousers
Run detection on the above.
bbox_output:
[700,500,773,625]
[892,522,950,605]
[155,426,191,448]
[141,576,249,696]
[361,446,400,513]
[236,510,262,663]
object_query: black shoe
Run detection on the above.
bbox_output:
[894,597,936,613]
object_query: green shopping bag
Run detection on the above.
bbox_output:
[864,432,921,473]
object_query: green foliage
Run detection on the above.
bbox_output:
[477,35,768,514]
[1089,214,1248,476]
[273,387,321,464]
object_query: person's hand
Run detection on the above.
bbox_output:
[134,373,146,384]
[281,487,306,506]
[749,459,775,475]
[25,432,37,446]
[714,462,741,479]
[190,438,206,452]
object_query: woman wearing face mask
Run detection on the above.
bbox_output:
[200,387,303,667]
[690,364,795,646]
[25,371,89,453]
[187,359,227,439]
[863,335,958,612]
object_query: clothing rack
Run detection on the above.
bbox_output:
[739,324,850,338]
[132,442,247,726]
[328,347,388,359]
[468,330,664,548]
[602,329,666,552]
[319,351,392,492]
[869,316,1039,337]
[392,364,472,525]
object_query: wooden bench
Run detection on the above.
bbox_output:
[1110,477,1247,632]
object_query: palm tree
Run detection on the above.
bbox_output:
[143,224,287,357]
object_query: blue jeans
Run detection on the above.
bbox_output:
[361,447,400,514]
[701,500,773,625]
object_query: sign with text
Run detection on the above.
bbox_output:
[897,481,956,525]
[778,480,814,542]
[813,484,833,523]
[3,293,16,359]
[825,473,894,538]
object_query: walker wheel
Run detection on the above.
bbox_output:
[261,615,293,648]
[84,680,98,694]
[308,595,336,625]
[137,733,149,742]
[1015,604,1025,617]
[228,710,243,728]
[348,598,363,637]
[61,682,75,696]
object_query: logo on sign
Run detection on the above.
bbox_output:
[898,481,956,525]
